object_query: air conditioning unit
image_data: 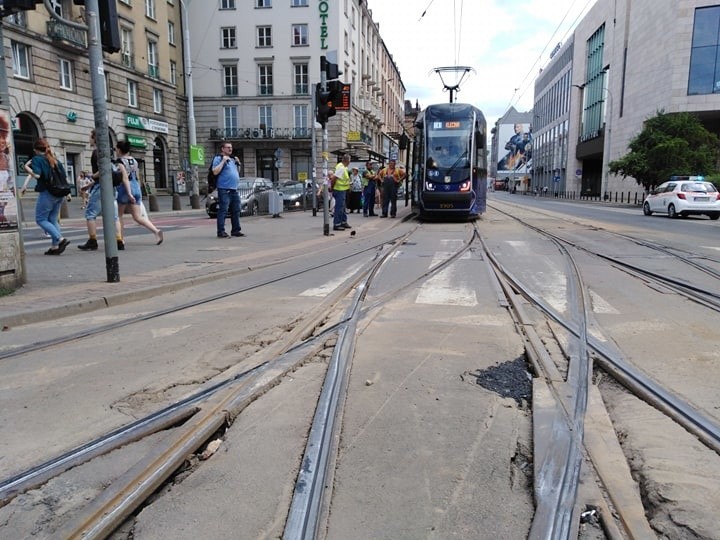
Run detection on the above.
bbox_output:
[252,129,260,138]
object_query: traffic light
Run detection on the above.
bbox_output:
[320,56,342,81]
[315,81,344,126]
[72,0,121,53]
[0,0,43,17]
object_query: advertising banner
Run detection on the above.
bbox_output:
[497,122,532,175]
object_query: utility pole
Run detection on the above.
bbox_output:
[180,0,200,209]
[320,68,330,236]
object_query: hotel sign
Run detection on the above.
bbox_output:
[126,113,169,134]
[318,0,329,50]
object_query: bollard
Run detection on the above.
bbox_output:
[172,193,181,210]
[60,199,69,219]
[190,193,200,209]
[148,194,159,212]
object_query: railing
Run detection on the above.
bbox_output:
[148,65,160,79]
[511,189,644,205]
[258,85,273,96]
[121,52,135,69]
[209,127,312,140]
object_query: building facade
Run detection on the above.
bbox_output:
[536,0,720,201]
[3,0,185,194]
[186,0,405,185]
[490,107,534,192]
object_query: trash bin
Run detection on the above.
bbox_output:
[268,189,283,217]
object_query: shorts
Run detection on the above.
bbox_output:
[117,179,142,205]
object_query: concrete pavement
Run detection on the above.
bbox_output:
[3,193,403,329]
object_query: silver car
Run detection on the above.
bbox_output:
[643,177,720,219]
[206,177,274,217]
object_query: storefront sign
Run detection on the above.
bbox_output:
[318,0,329,50]
[125,113,169,134]
[127,135,147,148]
[190,145,205,165]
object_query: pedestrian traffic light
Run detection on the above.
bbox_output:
[315,81,344,126]
[0,0,43,17]
[72,0,121,53]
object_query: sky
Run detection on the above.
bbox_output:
[366,0,597,128]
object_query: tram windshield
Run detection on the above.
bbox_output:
[425,119,472,176]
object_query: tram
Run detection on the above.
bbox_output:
[413,103,487,219]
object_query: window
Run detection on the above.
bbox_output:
[48,0,62,16]
[224,65,238,96]
[291,0,308,5]
[170,60,177,85]
[220,0,235,8]
[689,6,720,94]
[119,0,130,5]
[256,0,271,7]
[221,27,236,49]
[292,24,308,46]
[168,21,175,45]
[147,40,159,78]
[145,0,156,19]
[344,31,348,53]
[259,64,273,95]
[153,89,163,113]
[294,104,308,135]
[224,106,238,134]
[257,26,272,47]
[294,63,308,94]
[11,42,30,79]
[121,28,134,68]
[128,80,138,107]
[259,105,272,129]
[59,58,73,90]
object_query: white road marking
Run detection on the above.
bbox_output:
[416,239,478,306]
[589,290,620,314]
[152,325,192,338]
[300,262,365,297]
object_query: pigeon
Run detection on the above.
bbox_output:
[350,230,356,237]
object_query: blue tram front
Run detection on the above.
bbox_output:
[413,103,487,219]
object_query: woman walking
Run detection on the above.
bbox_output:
[115,140,163,246]
[20,138,70,255]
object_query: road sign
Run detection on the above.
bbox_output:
[190,145,205,165]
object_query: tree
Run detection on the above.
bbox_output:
[608,111,720,190]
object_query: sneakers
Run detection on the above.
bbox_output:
[117,239,125,250]
[78,238,98,251]
[341,223,352,229]
[57,238,70,254]
[333,226,344,231]
[217,232,230,238]
[231,231,245,237]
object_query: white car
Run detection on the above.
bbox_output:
[643,177,720,220]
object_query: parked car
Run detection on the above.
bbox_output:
[282,181,313,211]
[205,177,274,218]
[643,177,720,219]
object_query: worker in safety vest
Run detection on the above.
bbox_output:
[329,153,352,231]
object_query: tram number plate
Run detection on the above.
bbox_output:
[439,203,454,209]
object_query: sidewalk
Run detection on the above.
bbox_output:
[3,195,409,329]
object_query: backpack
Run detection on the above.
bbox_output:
[46,162,72,197]
[110,161,124,187]
[206,155,225,193]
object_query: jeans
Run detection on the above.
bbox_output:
[382,179,398,217]
[85,184,119,220]
[217,188,241,234]
[332,189,347,227]
[35,190,64,245]
[363,183,376,215]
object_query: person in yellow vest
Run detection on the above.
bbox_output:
[329,153,352,231]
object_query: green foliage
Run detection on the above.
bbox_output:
[608,111,720,190]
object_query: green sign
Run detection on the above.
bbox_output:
[127,135,147,148]
[190,145,205,165]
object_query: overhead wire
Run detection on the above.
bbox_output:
[503,0,596,115]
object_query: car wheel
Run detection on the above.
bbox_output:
[643,202,652,216]
[251,201,259,215]
[708,212,720,220]
[667,204,678,218]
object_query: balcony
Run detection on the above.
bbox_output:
[258,85,273,96]
[121,52,135,69]
[47,19,87,50]
[209,127,312,140]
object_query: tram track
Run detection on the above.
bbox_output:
[482,202,720,537]
[1,223,492,538]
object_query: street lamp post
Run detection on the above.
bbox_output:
[180,0,200,209]
[600,87,613,201]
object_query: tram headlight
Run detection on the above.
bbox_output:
[459,181,471,192]
[425,181,436,191]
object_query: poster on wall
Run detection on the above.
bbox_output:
[497,122,532,175]
[0,111,18,231]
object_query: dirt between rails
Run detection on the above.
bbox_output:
[598,375,720,540]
